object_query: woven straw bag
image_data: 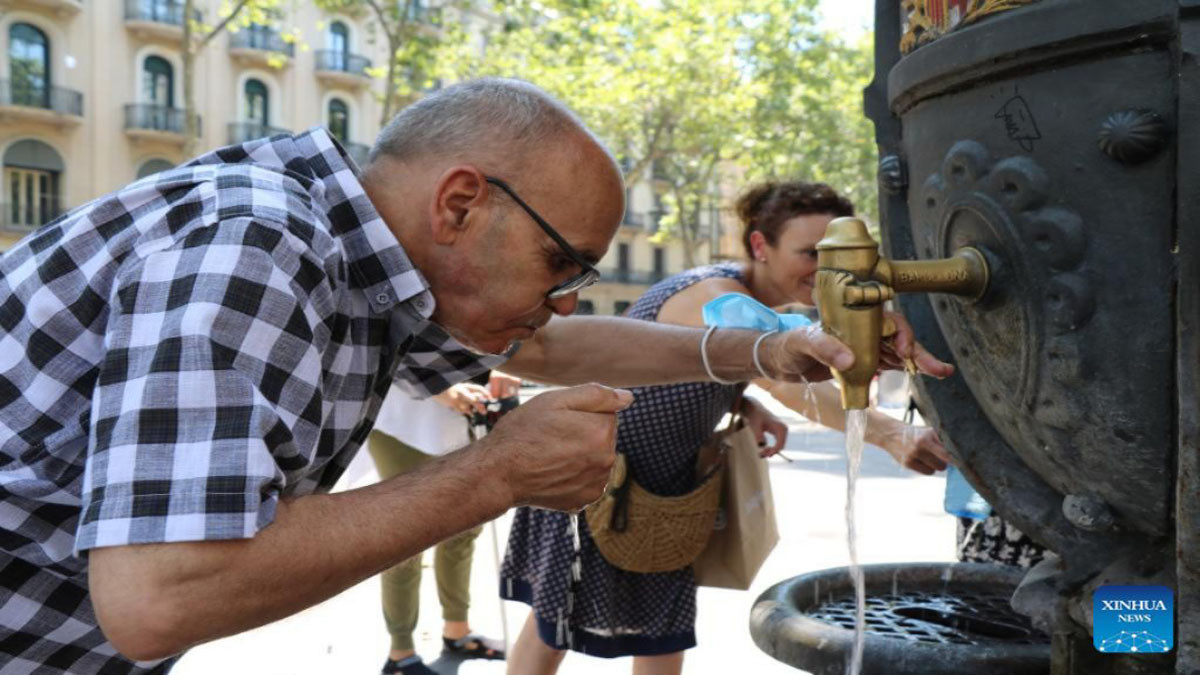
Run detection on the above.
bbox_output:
[585,434,729,574]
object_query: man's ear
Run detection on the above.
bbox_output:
[430,167,489,245]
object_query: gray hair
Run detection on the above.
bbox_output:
[368,77,602,167]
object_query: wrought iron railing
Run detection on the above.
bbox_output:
[124,104,199,135]
[228,27,294,56]
[227,122,290,144]
[1,201,64,233]
[124,0,199,26]
[314,50,372,76]
[601,268,668,285]
[0,79,83,116]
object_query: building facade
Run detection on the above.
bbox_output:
[0,0,733,310]
[0,0,397,249]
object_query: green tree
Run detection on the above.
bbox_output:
[182,0,290,157]
[314,0,468,128]
[456,0,876,266]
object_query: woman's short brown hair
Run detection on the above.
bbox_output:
[736,181,855,259]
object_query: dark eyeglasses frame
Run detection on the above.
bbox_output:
[485,176,601,299]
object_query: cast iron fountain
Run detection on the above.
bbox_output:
[748,1,1198,673]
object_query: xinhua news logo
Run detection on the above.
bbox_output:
[1093,585,1173,654]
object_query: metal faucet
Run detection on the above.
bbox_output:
[814,217,990,409]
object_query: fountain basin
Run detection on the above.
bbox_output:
[749,562,1049,674]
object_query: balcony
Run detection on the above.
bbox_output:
[8,0,83,16]
[1,200,64,234]
[0,79,83,126]
[124,104,199,144]
[619,211,662,234]
[228,122,290,145]
[124,0,200,42]
[345,141,371,168]
[314,50,372,88]
[600,268,667,286]
[228,27,294,67]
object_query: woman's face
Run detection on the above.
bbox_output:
[759,213,838,306]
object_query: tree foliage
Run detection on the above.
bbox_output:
[313,0,469,127]
[448,0,878,264]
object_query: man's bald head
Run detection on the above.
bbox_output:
[368,77,612,174]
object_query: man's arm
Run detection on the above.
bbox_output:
[89,443,511,660]
[503,313,949,387]
[88,382,630,661]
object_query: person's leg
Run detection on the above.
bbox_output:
[631,652,685,675]
[380,554,424,660]
[367,432,434,663]
[433,522,484,644]
[506,614,566,675]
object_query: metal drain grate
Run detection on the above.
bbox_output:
[806,591,1049,646]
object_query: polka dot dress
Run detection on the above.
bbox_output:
[500,263,745,657]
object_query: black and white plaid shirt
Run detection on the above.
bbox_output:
[0,128,505,674]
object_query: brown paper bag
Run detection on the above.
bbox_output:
[692,421,779,590]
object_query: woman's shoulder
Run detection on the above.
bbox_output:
[627,262,748,322]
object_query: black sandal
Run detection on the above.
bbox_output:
[442,633,506,660]
[381,655,437,675]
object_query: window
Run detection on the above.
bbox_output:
[143,56,173,107]
[3,139,63,231]
[617,243,630,272]
[614,301,631,316]
[327,98,349,142]
[327,21,349,69]
[9,23,49,107]
[653,247,665,278]
[244,78,269,127]
[576,300,595,316]
[137,158,175,179]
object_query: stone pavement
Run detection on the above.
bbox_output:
[172,384,957,675]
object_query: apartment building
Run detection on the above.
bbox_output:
[0,0,729,311]
[0,0,399,249]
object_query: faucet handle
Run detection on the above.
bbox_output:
[842,277,896,307]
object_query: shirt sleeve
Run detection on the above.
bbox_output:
[75,220,334,554]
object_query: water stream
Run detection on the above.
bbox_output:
[844,409,868,675]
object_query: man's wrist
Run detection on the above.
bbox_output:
[454,436,517,516]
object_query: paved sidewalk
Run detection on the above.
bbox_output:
[173,386,956,675]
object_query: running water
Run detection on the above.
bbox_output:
[844,409,868,675]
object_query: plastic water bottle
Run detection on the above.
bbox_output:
[944,465,992,520]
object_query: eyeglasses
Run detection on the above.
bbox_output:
[485,176,601,299]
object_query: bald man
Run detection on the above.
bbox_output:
[0,78,949,675]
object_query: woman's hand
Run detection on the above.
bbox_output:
[488,371,522,399]
[881,426,951,476]
[434,382,492,416]
[740,396,789,458]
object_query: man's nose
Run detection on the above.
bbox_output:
[546,293,579,316]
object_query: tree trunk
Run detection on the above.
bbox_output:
[182,0,197,158]
[379,35,401,127]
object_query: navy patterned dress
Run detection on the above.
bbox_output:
[500,263,746,657]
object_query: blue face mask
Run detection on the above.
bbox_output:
[701,293,814,332]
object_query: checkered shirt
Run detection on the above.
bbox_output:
[0,128,506,674]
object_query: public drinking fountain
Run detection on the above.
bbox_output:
[748,1,1197,673]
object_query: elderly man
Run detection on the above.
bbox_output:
[0,78,948,674]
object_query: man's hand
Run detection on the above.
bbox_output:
[757,311,953,382]
[480,384,632,511]
[434,382,492,415]
[487,371,522,399]
[881,426,951,476]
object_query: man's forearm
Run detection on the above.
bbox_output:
[89,444,511,661]
[505,316,766,387]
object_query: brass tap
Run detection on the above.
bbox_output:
[815,217,989,409]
